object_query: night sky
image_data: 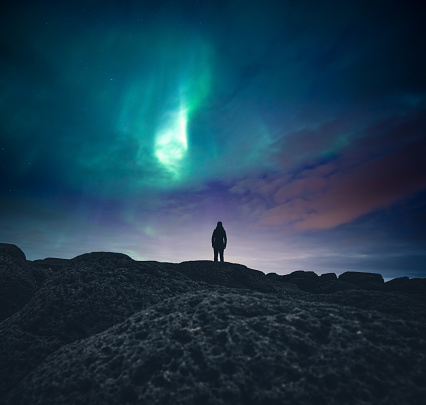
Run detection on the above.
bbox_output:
[1,0,425,278]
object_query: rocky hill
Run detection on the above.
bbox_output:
[0,243,425,404]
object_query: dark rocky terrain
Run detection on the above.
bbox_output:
[1,242,425,404]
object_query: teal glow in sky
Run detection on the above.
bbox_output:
[1,0,426,277]
[155,101,188,178]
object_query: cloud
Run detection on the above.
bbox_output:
[261,135,426,231]
[229,111,426,232]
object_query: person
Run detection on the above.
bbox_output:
[211,221,227,262]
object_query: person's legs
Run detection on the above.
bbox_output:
[214,248,218,261]
[219,249,224,262]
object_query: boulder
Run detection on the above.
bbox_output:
[320,273,337,281]
[4,291,426,405]
[339,272,384,291]
[0,244,41,321]
[407,278,426,296]
[291,278,320,293]
[285,270,319,281]
[318,280,359,294]
[384,277,410,291]
[0,243,26,262]
[32,257,69,272]
[175,261,277,293]
[265,273,302,290]
[265,272,282,282]
[0,252,199,398]
[385,277,426,296]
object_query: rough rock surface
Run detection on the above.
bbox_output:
[1,244,425,404]
[0,243,48,321]
[0,251,199,398]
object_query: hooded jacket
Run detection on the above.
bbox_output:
[212,223,227,249]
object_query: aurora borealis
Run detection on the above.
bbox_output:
[1,0,425,277]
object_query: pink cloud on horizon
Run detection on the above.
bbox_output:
[260,137,426,231]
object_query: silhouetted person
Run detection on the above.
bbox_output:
[212,221,227,262]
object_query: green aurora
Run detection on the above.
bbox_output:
[1,0,426,277]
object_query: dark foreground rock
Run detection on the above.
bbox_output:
[0,244,425,404]
[266,269,426,297]
[4,291,426,405]
[174,261,283,293]
[0,243,49,321]
[339,271,384,291]
[32,257,70,272]
[385,277,426,295]
[0,252,199,398]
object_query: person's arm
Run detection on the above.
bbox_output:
[211,230,215,247]
[223,230,227,248]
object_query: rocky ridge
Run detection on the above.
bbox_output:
[1,243,425,404]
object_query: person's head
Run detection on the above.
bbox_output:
[217,221,223,228]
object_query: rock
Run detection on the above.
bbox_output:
[265,273,303,290]
[384,277,410,291]
[385,277,426,296]
[4,291,426,405]
[406,279,426,296]
[320,273,337,281]
[0,252,199,398]
[32,257,69,272]
[339,272,384,291]
[285,270,319,281]
[265,272,281,281]
[318,280,359,294]
[175,261,277,293]
[311,289,426,323]
[291,278,320,293]
[0,244,43,321]
[278,271,320,292]
[1,245,426,405]
[0,243,27,262]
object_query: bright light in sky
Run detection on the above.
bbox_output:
[155,102,188,179]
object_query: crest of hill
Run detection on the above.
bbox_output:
[1,243,425,326]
